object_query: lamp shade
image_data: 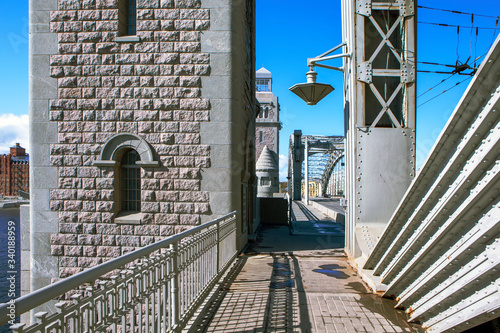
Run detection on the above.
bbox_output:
[289,71,334,105]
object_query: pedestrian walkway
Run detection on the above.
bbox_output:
[187,203,423,333]
[291,201,345,237]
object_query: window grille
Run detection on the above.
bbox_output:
[121,150,140,212]
[256,79,270,92]
[119,0,137,36]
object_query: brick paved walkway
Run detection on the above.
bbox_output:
[187,204,423,333]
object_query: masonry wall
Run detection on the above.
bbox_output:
[29,0,256,296]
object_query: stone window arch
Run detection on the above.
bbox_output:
[94,133,159,168]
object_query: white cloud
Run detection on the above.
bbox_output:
[0,114,29,154]
[278,154,288,181]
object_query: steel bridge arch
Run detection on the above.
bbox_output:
[320,151,344,193]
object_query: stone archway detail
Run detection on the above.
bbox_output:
[94,133,159,167]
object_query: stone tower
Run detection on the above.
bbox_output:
[27,0,257,294]
[255,67,280,162]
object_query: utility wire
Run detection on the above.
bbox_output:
[418,21,500,30]
[417,74,456,98]
[418,76,473,107]
[418,5,499,20]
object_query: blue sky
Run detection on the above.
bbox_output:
[0,1,499,179]
[255,0,499,179]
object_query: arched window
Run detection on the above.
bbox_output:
[94,133,159,224]
[120,149,141,212]
[119,0,137,36]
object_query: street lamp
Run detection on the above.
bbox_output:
[289,42,350,105]
[289,70,334,106]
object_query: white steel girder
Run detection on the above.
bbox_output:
[342,0,416,259]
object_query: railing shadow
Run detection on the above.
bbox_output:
[188,252,315,333]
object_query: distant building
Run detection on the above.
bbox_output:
[0,143,29,197]
[301,180,320,198]
[255,67,280,197]
[278,182,288,193]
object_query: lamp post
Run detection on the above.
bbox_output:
[289,43,349,105]
[288,0,416,263]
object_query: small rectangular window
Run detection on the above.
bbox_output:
[259,131,263,143]
[119,0,137,36]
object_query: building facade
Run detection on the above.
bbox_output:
[0,143,29,197]
[27,0,257,294]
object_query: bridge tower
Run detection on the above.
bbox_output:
[342,0,416,260]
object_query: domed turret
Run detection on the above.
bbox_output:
[256,146,279,197]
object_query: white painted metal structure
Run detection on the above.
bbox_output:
[342,0,416,259]
[287,134,344,202]
[0,213,237,332]
[365,35,500,332]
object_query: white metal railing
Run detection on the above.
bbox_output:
[364,35,500,332]
[0,212,237,332]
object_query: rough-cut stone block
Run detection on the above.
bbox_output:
[97,246,120,257]
[141,202,160,212]
[138,0,160,8]
[78,257,103,268]
[155,214,178,224]
[195,156,210,168]
[96,223,121,236]
[60,267,83,278]
[174,202,194,214]
[51,10,78,22]
[160,202,173,213]
[83,246,97,257]
[180,214,200,225]
[174,133,200,144]
[174,20,194,31]
[51,245,64,256]
[50,234,78,245]
[64,245,83,256]
[59,256,78,267]
[174,179,200,191]
[60,223,84,234]
[102,235,116,246]
[179,168,201,179]
[78,234,102,245]
[116,235,141,247]
[134,225,160,236]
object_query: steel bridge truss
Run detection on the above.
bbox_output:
[288,133,345,200]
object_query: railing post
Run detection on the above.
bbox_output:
[170,243,179,328]
[216,221,220,273]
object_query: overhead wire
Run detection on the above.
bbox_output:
[418,21,499,30]
[417,5,499,20]
[416,5,498,107]
[417,74,456,98]
[418,76,473,107]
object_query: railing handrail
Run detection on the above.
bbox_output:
[0,211,237,325]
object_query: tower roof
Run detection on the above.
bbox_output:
[256,67,272,79]
[256,146,278,171]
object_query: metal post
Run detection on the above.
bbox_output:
[170,243,179,328]
[304,138,309,205]
[292,130,303,200]
[216,221,220,273]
